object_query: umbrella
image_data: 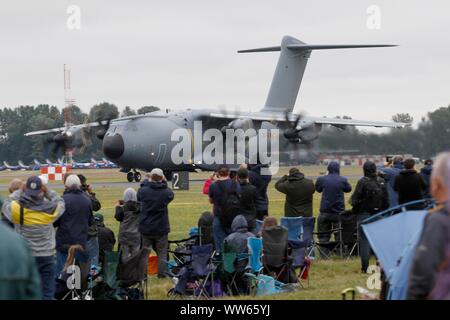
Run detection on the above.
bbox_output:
[362,210,428,300]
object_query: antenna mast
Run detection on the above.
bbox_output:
[63,64,76,164]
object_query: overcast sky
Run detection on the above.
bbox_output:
[0,0,448,130]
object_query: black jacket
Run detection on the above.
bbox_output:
[96,222,116,253]
[238,181,257,230]
[55,188,93,251]
[350,162,389,215]
[394,169,426,208]
[137,180,174,237]
[248,164,272,212]
[407,208,450,299]
[275,172,315,217]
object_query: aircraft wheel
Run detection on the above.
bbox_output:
[134,172,142,182]
[127,172,134,182]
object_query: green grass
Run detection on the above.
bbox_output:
[0,166,378,300]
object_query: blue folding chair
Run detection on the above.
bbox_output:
[244,237,263,295]
[280,216,304,241]
[289,240,310,287]
[246,237,263,273]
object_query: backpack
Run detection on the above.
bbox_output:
[362,177,386,214]
[217,180,241,228]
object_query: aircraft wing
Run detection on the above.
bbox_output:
[309,117,410,128]
[208,112,410,128]
[24,122,104,137]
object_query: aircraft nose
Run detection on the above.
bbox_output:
[102,134,124,159]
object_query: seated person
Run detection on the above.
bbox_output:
[224,215,254,294]
[257,216,278,237]
[224,215,254,272]
[94,213,116,266]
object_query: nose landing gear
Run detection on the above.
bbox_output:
[126,170,142,182]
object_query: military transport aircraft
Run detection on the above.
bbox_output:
[25,35,409,182]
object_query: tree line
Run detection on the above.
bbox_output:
[0,103,159,162]
[0,102,449,163]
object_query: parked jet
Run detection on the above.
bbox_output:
[25,36,409,182]
[3,161,22,171]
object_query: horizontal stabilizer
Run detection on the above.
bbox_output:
[238,44,396,53]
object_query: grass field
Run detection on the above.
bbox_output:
[0,166,377,300]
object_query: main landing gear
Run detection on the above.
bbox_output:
[127,170,142,182]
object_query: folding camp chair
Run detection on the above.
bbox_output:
[262,226,296,283]
[191,244,221,299]
[288,240,311,287]
[222,242,248,296]
[244,237,263,295]
[280,216,304,241]
[117,248,149,300]
[309,214,346,259]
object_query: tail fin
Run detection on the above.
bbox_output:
[238,35,396,113]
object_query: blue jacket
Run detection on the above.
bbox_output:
[381,163,403,207]
[55,188,93,252]
[420,165,432,198]
[315,162,352,214]
[248,164,272,212]
[138,180,174,236]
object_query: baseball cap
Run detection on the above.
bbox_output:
[94,213,104,222]
[25,176,43,197]
[150,168,164,177]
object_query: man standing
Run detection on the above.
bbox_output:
[138,168,174,278]
[55,175,93,279]
[315,162,352,246]
[420,159,433,198]
[236,167,257,233]
[381,156,404,207]
[78,174,101,267]
[275,167,315,217]
[248,163,272,220]
[394,158,427,209]
[2,176,65,300]
[351,161,389,272]
[209,165,241,252]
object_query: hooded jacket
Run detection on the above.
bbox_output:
[351,161,389,215]
[2,189,65,257]
[55,187,93,252]
[275,172,315,217]
[138,180,174,236]
[224,215,254,271]
[315,162,352,214]
[420,165,433,198]
[394,169,426,207]
[115,201,141,246]
[248,164,272,212]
